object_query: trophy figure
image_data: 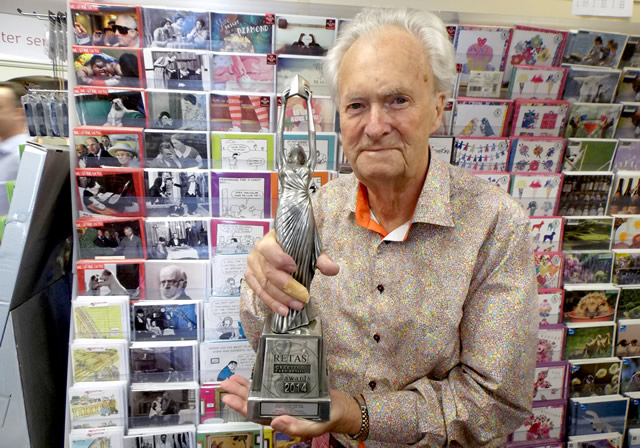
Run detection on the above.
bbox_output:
[246,75,331,421]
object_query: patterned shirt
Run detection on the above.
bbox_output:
[240,156,538,447]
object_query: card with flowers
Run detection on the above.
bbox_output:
[538,324,567,363]
[509,137,566,173]
[534,252,564,289]
[534,363,569,402]
[509,401,566,444]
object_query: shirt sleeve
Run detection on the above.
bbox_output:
[239,282,271,352]
[362,204,538,446]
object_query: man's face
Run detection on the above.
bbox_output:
[229,362,237,372]
[115,15,139,47]
[159,267,183,299]
[0,88,20,138]
[160,435,167,443]
[92,60,108,77]
[124,228,133,237]
[97,229,103,237]
[104,231,111,238]
[101,136,111,145]
[337,26,445,190]
[87,139,100,154]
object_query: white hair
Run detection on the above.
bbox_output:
[323,8,456,103]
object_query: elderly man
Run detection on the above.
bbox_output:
[114,14,139,48]
[159,264,191,300]
[223,8,537,447]
[85,136,115,167]
[115,226,142,259]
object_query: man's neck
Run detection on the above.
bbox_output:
[366,179,424,232]
[0,127,27,142]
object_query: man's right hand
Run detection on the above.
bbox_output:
[244,230,339,316]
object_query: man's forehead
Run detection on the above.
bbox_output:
[116,15,136,27]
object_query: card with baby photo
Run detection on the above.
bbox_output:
[282,132,337,171]
[76,217,145,260]
[210,13,273,54]
[618,320,640,357]
[565,103,623,139]
[274,15,336,57]
[212,54,275,94]
[76,168,145,218]
[131,300,199,342]
[503,26,568,86]
[74,126,144,169]
[72,295,129,340]
[529,217,564,252]
[608,173,640,215]
[144,170,210,218]
[534,252,564,289]
[200,340,255,383]
[534,362,569,401]
[564,322,616,360]
[212,253,247,297]
[453,25,512,86]
[69,381,127,430]
[130,341,198,383]
[613,216,640,250]
[75,87,147,129]
[564,251,613,285]
[510,100,570,137]
[537,325,567,363]
[557,172,613,217]
[612,139,640,171]
[211,133,274,170]
[569,358,621,397]
[472,172,511,192]
[277,95,336,132]
[144,130,208,170]
[537,289,564,325]
[141,7,210,50]
[613,250,640,286]
[621,356,640,393]
[144,218,209,260]
[508,137,566,173]
[211,171,272,219]
[510,173,562,217]
[615,103,640,139]
[616,69,640,102]
[144,259,209,300]
[210,218,271,255]
[429,136,454,164]
[509,400,566,444]
[77,260,144,300]
[203,296,245,341]
[70,2,141,48]
[508,65,568,100]
[563,30,628,68]
[276,56,328,97]
[71,339,128,383]
[73,46,143,89]
[563,217,614,251]
[451,137,510,171]
[147,91,207,131]
[128,384,198,429]
[562,139,618,172]
[451,98,512,137]
[210,93,272,133]
[143,49,211,91]
[562,286,618,323]
[562,66,621,104]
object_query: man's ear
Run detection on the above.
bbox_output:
[430,91,447,135]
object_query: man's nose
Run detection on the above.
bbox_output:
[364,104,391,139]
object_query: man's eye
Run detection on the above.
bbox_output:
[393,97,408,105]
[347,103,362,111]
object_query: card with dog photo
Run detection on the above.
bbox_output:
[508,137,566,173]
[613,216,640,250]
[276,56,328,97]
[615,103,640,139]
[529,217,564,252]
[129,383,198,428]
[211,132,275,170]
[73,295,129,340]
[144,259,209,300]
[562,285,619,323]
[472,172,510,192]
[131,300,199,342]
[618,320,640,357]
[211,93,273,133]
[563,217,614,251]
[143,49,211,91]
[142,7,210,50]
[144,218,210,260]
[621,356,640,393]
[204,296,245,341]
[71,339,128,383]
[613,250,640,286]
[76,217,146,260]
[282,132,337,171]
[124,428,196,448]
[200,339,255,383]
[510,173,563,217]
[537,325,567,363]
[452,137,510,171]
[537,289,564,325]
[557,172,613,217]
[508,65,568,100]
[564,251,613,285]
[73,46,143,89]
[535,252,564,289]
[564,322,616,361]
[144,130,208,170]
[70,2,142,48]
[612,139,640,171]
[453,25,512,86]
[210,12,273,54]
[74,126,144,169]
[451,98,512,137]
[211,171,272,219]
[510,100,569,137]
[147,91,207,131]
[562,66,621,104]
[562,138,618,172]
[69,381,127,430]
[277,95,335,132]
[564,102,623,139]
[616,69,640,103]
[563,30,628,68]
[212,54,275,94]
[534,362,569,401]
[212,253,247,297]
[76,168,145,218]
[210,218,271,255]
[130,341,198,383]
[144,170,210,218]
[77,260,144,299]
[569,358,621,397]
[274,15,336,57]
[75,87,147,129]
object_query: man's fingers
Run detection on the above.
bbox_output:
[220,375,251,416]
[317,253,340,276]
[256,230,297,272]
[270,415,328,438]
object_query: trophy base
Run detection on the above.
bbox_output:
[247,314,331,421]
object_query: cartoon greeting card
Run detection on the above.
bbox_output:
[535,252,564,289]
[508,65,567,100]
[529,217,564,252]
[452,137,510,171]
[473,172,511,192]
[451,98,512,137]
[510,100,569,137]
[453,25,512,85]
[537,289,565,325]
[509,137,566,173]
[510,173,563,217]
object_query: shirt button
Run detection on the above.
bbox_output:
[376,284,384,293]
[369,380,376,390]
[373,333,380,343]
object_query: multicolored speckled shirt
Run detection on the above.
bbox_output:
[240,156,538,447]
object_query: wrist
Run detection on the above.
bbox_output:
[347,394,369,442]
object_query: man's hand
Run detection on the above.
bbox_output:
[244,230,339,316]
[221,375,361,437]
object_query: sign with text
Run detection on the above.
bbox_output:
[0,13,49,63]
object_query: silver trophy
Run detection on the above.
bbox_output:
[246,75,330,421]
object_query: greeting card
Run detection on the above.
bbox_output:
[510,100,569,137]
[452,137,510,171]
[563,66,621,104]
[451,98,512,137]
[453,25,512,85]
[508,65,567,100]
[509,137,566,173]
[510,173,563,217]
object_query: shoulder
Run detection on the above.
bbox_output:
[311,174,356,216]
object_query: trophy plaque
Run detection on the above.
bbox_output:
[246,75,331,421]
